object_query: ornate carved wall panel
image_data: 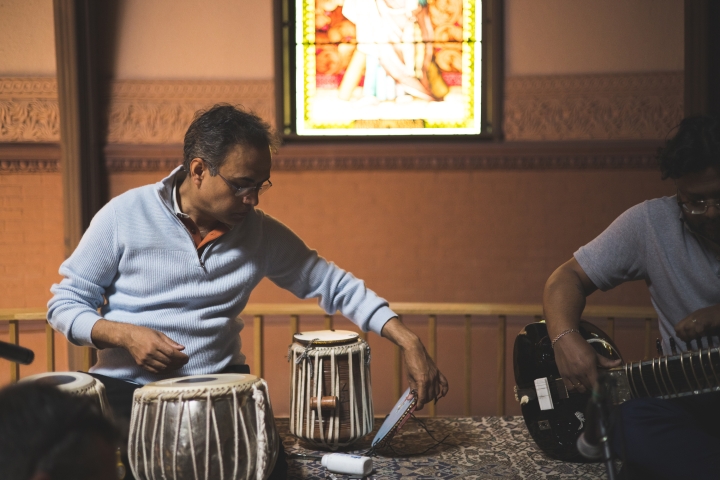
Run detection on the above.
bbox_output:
[504,72,684,141]
[0,72,683,172]
[107,80,275,144]
[0,77,60,142]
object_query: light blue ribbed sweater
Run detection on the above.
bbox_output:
[48,167,396,385]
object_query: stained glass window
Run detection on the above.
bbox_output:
[285,0,482,136]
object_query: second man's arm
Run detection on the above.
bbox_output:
[543,258,620,393]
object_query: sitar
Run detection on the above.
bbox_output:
[513,321,720,460]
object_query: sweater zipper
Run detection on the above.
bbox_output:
[158,193,210,270]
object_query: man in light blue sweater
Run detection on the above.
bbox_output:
[47,105,448,473]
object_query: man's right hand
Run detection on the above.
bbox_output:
[91,319,189,374]
[553,331,621,393]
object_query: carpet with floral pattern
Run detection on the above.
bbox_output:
[277,416,609,479]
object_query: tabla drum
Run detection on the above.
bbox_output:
[20,371,111,418]
[289,330,373,449]
[128,374,278,480]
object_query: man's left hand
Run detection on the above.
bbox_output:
[675,304,720,343]
[381,317,449,411]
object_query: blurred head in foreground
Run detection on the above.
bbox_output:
[0,382,119,480]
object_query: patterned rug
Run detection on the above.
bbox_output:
[278,416,609,479]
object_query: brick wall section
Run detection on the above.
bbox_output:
[0,173,64,308]
[0,173,67,384]
[0,169,672,414]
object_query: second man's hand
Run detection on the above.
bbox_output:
[552,331,621,393]
[381,317,449,411]
[91,319,189,374]
[675,304,720,344]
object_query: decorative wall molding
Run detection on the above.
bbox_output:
[1,140,662,173]
[0,77,60,142]
[107,80,275,144]
[1,73,681,172]
[103,140,663,172]
[0,77,274,144]
[504,71,684,141]
[0,143,60,173]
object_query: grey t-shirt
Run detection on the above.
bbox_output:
[575,196,720,353]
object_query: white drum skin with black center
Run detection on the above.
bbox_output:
[20,371,111,418]
[128,374,278,480]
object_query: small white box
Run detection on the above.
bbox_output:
[534,377,554,410]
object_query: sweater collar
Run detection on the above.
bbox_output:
[156,165,185,212]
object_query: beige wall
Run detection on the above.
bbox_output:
[109,0,274,79]
[505,0,683,75]
[0,0,56,76]
[0,0,686,79]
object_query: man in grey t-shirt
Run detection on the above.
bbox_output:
[544,115,720,479]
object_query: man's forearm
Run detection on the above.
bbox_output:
[380,317,424,351]
[543,267,588,339]
[90,319,128,350]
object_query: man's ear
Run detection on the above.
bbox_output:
[189,158,205,187]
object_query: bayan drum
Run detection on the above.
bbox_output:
[128,374,278,480]
[20,371,111,417]
[289,330,373,449]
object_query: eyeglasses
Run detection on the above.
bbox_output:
[217,172,272,197]
[677,189,720,215]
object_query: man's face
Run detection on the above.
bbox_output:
[197,143,272,226]
[676,167,720,243]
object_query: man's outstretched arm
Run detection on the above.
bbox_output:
[543,257,620,393]
[380,317,448,411]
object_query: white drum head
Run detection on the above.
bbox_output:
[20,371,96,392]
[294,330,359,345]
[143,373,258,391]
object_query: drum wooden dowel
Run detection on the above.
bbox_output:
[606,317,615,340]
[464,314,472,416]
[45,322,55,372]
[310,395,338,411]
[324,314,333,330]
[254,315,264,378]
[644,318,652,361]
[9,320,19,383]
[428,314,437,417]
[290,314,299,341]
[497,315,506,416]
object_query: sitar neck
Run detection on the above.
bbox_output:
[605,345,720,404]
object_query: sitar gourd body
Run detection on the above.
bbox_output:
[514,321,720,460]
[513,321,622,461]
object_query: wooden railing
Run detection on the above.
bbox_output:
[1,303,657,416]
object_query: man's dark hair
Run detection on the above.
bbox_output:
[183,104,278,175]
[0,383,119,480]
[659,115,720,179]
